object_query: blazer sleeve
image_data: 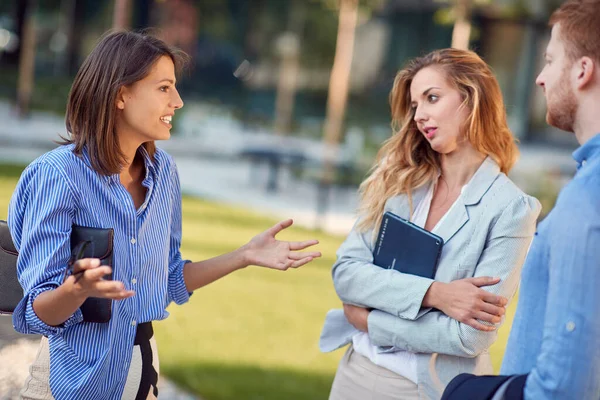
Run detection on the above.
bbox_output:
[367,195,541,357]
[332,214,437,321]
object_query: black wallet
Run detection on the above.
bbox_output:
[373,211,444,279]
[0,220,114,323]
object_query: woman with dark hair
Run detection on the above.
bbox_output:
[8,30,320,400]
[319,48,541,399]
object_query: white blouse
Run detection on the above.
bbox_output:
[352,180,466,383]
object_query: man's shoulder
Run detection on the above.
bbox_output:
[547,171,600,232]
[558,170,600,211]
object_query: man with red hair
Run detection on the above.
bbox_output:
[442,0,600,398]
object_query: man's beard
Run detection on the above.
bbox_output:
[546,70,577,133]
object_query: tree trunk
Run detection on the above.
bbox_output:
[273,0,306,135]
[321,0,358,182]
[113,0,132,30]
[316,0,358,226]
[451,0,472,50]
[16,0,36,118]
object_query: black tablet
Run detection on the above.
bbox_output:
[373,211,444,279]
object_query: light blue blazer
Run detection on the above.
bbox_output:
[320,157,541,400]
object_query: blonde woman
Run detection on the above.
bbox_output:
[319,48,541,400]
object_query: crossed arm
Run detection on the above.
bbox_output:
[335,196,539,357]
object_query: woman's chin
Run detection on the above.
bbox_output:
[428,140,445,153]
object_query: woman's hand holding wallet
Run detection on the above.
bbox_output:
[32,258,134,327]
[422,276,508,332]
[67,258,135,301]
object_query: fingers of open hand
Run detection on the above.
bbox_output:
[288,240,319,251]
[268,219,293,236]
[289,257,314,268]
[288,251,321,261]
[271,255,315,270]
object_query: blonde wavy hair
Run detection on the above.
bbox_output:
[357,48,518,232]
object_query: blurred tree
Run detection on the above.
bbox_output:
[320,0,384,170]
[1,0,28,67]
[322,0,359,165]
[435,0,560,49]
[450,0,475,49]
[273,0,305,135]
[16,0,36,117]
[113,0,132,29]
[316,0,383,224]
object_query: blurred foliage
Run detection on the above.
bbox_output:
[522,171,561,220]
[0,65,71,115]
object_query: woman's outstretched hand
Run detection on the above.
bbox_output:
[242,219,321,270]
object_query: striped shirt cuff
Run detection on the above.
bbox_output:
[25,286,83,336]
[168,259,192,305]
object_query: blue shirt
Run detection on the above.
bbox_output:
[8,144,191,400]
[501,134,600,399]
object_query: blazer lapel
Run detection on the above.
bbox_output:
[386,185,428,220]
[434,157,501,245]
[434,202,469,245]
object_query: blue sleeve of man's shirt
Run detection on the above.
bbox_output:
[8,162,83,336]
[525,180,600,399]
[166,162,192,306]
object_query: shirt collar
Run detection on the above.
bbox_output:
[138,145,157,187]
[572,133,600,169]
[80,145,157,184]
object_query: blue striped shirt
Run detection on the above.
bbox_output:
[8,144,191,400]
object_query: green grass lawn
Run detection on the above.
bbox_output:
[0,164,517,400]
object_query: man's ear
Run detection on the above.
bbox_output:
[575,56,596,90]
[115,86,127,110]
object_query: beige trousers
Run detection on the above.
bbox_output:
[20,337,53,400]
[329,346,420,400]
[20,336,159,400]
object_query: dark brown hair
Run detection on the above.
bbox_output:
[62,30,189,175]
[550,0,600,63]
